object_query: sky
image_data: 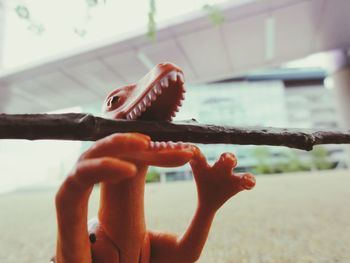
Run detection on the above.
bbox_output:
[2,0,340,73]
[2,0,229,69]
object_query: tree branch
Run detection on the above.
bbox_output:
[0,113,350,151]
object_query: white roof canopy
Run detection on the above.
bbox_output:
[0,0,349,113]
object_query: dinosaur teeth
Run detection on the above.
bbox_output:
[180,93,185,100]
[160,142,167,149]
[160,77,169,88]
[128,70,186,121]
[149,90,157,101]
[141,99,147,108]
[144,97,152,107]
[133,108,141,117]
[128,111,135,119]
[149,141,191,151]
[149,89,156,97]
[167,142,175,149]
[154,84,162,95]
[149,141,166,150]
[177,142,184,148]
[168,72,177,82]
[139,103,146,112]
[177,73,184,83]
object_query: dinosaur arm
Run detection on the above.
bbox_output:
[149,147,256,263]
[175,205,216,261]
[55,157,136,263]
[55,133,149,263]
[149,205,216,263]
[55,176,92,263]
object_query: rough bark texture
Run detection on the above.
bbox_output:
[1,113,350,151]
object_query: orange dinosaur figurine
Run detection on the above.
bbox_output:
[53,63,256,263]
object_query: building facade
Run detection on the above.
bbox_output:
[155,74,347,182]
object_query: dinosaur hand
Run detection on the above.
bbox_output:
[83,133,194,168]
[190,148,255,211]
[81,133,150,160]
[58,133,150,198]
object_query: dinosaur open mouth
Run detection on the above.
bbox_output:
[122,140,194,167]
[148,140,192,151]
[118,140,194,168]
[125,70,185,121]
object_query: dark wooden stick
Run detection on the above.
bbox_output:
[0,113,350,151]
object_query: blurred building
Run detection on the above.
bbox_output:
[156,69,348,182]
[284,78,348,170]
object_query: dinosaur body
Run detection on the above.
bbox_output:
[54,63,255,263]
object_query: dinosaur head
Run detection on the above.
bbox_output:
[103,62,185,121]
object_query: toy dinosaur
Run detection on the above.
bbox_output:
[53,63,256,263]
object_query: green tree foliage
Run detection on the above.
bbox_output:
[14,5,45,35]
[202,4,225,26]
[252,146,332,175]
[146,167,160,183]
[280,151,311,173]
[311,146,333,170]
[252,147,274,174]
[14,1,225,40]
[146,0,157,41]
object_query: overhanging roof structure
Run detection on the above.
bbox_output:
[0,0,349,113]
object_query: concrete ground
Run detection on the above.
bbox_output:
[0,170,349,263]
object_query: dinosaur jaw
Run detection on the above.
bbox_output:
[125,70,185,121]
[119,140,194,167]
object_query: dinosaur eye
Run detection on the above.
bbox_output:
[110,96,120,105]
[108,95,121,108]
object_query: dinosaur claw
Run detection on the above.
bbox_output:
[241,173,256,190]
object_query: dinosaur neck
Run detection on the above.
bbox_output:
[98,164,148,249]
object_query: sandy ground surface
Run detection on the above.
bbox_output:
[0,170,349,263]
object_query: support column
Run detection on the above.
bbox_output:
[0,2,5,69]
[332,63,350,167]
[160,172,167,183]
